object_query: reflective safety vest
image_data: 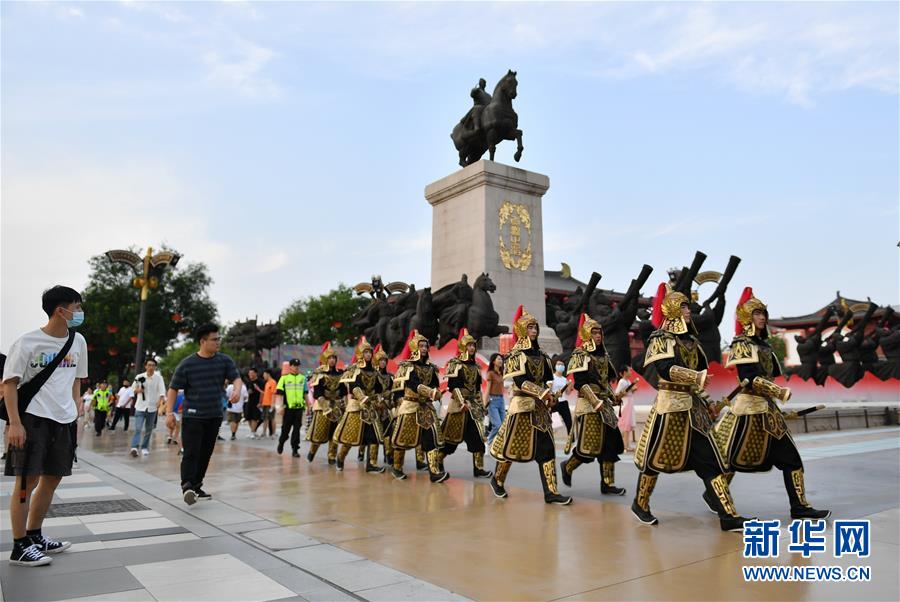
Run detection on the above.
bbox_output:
[93,389,112,412]
[276,373,307,409]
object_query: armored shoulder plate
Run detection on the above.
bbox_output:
[504,351,527,379]
[726,336,759,368]
[308,367,326,387]
[340,364,360,384]
[567,349,590,375]
[444,358,462,378]
[644,331,676,366]
[392,363,413,392]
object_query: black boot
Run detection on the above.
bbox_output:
[415,446,428,471]
[600,461,626,496]
[391,449,407,480]
[540,461,572,505]
[631,473,659,525]
[472,452,493,478]
[785,469,831,519]
[702,472,733,514]
[560,456,581,488]
[706,474,754,532]
[366,445,385,473]
[427,449,449,483]
[490,461,510,498]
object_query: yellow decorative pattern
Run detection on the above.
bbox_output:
[441,411,466,444]
[491,413,535,462]
[575,413,605,456]
[635,473,657,511]
[498,200,533,271]
[333,411,363,446]
[763,408,788,439]
[791,469,809,506]
[644,335,675,366]
[735,414,769,467]
[391,413,421,449]
[712,411,737,461]
[633,406,657,470]
[711,473,737,516]
[306,411,333,444]
[649,411,690,473]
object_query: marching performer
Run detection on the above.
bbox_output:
[306,343,345,464]
[631,290,749,531]
[389,331,448,483]
[374,345,395,467]
[334,341,386,473]
[712,289,830,519]
[490,307,572,505]
[559,315,626,495]
[439,329,493,479]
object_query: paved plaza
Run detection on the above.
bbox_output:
[2,422,898,601]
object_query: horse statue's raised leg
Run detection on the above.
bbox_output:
[514,129,524,162]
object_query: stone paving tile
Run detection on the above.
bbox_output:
[259,565,352,599]
[79,509,160,523]
[54,486,125,500]
[97,526,189,541]
[357,579,471,601]
[223,519,281,533]
[314,559,413,593]
[275,544,364,570]
[61,588,156,601]
[85,516,177,535]
[0,566,143,602]
[244,527,321,551]
[178,500,263,525]
[291,520,382,544]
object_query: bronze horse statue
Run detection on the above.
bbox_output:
[451,70,524,167]
[467,273,508,340]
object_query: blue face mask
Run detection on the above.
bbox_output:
[64,308,85,328]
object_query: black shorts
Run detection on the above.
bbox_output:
[226,412,243,424]
[4,413,75,478]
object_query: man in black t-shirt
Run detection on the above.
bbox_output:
[166,324,242,506]
[244,368,264,438]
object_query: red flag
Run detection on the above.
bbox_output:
[735,286,753,335]
[651,282,667,328]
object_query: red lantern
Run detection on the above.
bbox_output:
[332,321,343,329]
[130,336,139,344]
[172,313,183,323]
[107,325,118,334]
[108,347,119,357]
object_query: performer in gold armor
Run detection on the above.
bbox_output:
[631,290,749,531]
[711,289,830,519]
[560,315,626,495]
[389,331,449,483]
[373,346,395,468]
[306,343,345,465]
[439,329,493,479]
[333,341,386,473]
[489,308,572,505]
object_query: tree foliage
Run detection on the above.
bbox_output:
[79,247,218,382]
[280,284,367,346]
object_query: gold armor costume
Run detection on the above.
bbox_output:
[631,291,747,531]
[711,292,830,520]
[489,309,571,505]
[374,348,395,466]
[389,331,448,483]
[306,344,346,464]
[333,341,386,473]
[439,330,492,478]
[560,316,626,495]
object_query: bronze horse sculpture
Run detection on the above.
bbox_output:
[451,70,524,167]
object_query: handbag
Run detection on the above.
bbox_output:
[0,331,76,422]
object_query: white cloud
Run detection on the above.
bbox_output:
[202,37,280,99]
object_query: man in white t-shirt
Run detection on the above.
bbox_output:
[225,381,247,441]
[110,379,134,431]
[130,359,167,457]
[3,285,88,567]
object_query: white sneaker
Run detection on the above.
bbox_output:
[141,449,150,457]
[130,448,138,457]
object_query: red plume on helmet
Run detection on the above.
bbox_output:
[394,330,415,361]
[373,343,382,354]
[511,305,524,344]
[573,312,587,348]
[651,282,667,328]
[735,286,753,335]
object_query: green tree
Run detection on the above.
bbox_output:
[768,335,787,365]
[280,284,367,346]
[79,247,218,381]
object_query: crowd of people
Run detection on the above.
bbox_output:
[2,284,830,569]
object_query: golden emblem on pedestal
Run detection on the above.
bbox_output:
[498,200,532,271]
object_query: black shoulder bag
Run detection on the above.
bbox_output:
[0,331,77,422]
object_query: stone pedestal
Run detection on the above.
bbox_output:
[425,160,561,354]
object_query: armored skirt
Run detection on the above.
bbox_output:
[333,409,382,446]
[391,404,442,451]
[572,411,624,463]
[490,407,555,464]
[712,408,802,473]
[634,403,726,477]
[307,408,339,445]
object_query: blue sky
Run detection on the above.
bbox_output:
[2,1,898,351]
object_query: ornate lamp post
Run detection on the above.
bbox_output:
[105,247,180,373]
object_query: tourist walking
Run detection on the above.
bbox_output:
[130,358,167,457]
[110,379,134,431]
[484,353,506,443]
